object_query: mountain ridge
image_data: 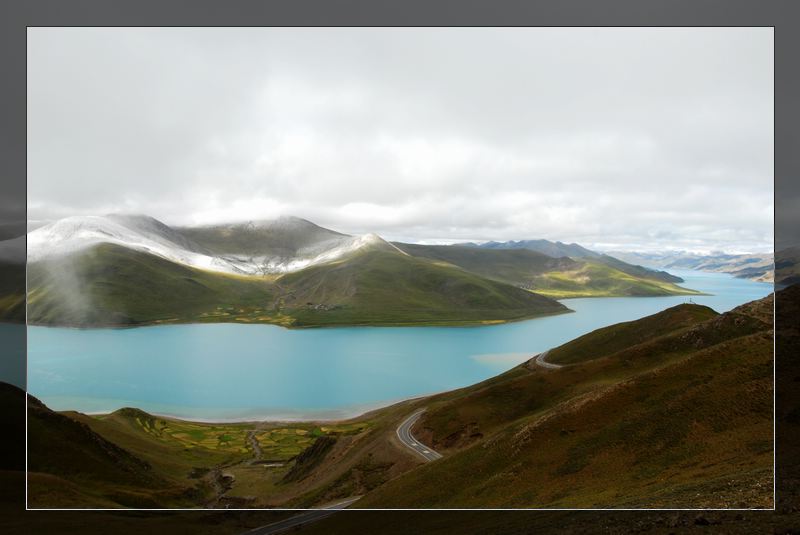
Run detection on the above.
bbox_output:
[23,240,570,328]
[465,239,683,283]
[394,242,694,297]
[24,214,397,277]
[10,214,700,327]
[466,239,600,259]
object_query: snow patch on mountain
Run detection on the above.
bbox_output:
[24,215,394,276]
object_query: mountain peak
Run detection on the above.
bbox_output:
[24,214,405,276]
[257,215,319,230]
[477,238,600,259]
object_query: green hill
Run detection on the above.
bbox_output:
[26,395,192,508]
[23,241,569,328]
[26,395,420,509]
[593,253,684,283]
[393,243,696,299]
[354,295,774,508]
[25,243,278,327]
[544,303,718,365]
[8,214,705,327]
[277,246,569,327]
[524,260,700,298]
[393,243,579,283]
[470,239,684,283]
[26,398,268,508]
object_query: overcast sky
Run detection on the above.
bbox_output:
[27,28,773,253]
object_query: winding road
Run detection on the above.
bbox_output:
[396,408,442,461]
[245,355,551,532]
[242,408,440,534]
[531,349,562,369]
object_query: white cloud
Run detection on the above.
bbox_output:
[27,27,773,253]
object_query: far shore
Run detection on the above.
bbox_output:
[72,390,447,425]
[22,306,575,331]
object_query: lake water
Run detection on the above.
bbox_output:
[27,270,773,421]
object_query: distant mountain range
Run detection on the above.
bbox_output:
[0,214,700,327]
[607,250,775,283]
[466,239,601,258]
[465,239,684,284]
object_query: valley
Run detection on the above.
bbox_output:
[25,286,779,509]
[13,213,776,510]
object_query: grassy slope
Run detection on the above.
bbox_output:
[25,243,279,327]
[276,247,569,326]
[594,253,684,283]
[14,231,700,328]
[530,260,701,298]
[26,398,418,509]
[453,240,684,283]
[354,297,774,508]
[393,243,579,283]
[394,243,696,298]
[26,397,195,508]
[22,243,568,328]
[27,398,271,508]
[545,303,718,364]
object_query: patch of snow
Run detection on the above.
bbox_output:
[25,215,390,276]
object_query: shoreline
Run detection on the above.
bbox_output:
[67,390,443,425]
[553,290,711,300]
[20,280,719,331]
[22,307,575,331]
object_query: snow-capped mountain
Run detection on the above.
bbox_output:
[23,214,397,276]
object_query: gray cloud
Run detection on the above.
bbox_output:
[27,27,773,253]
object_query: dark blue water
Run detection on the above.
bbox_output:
[26,270,773,421]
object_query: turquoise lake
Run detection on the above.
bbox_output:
[26,270,773,421]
